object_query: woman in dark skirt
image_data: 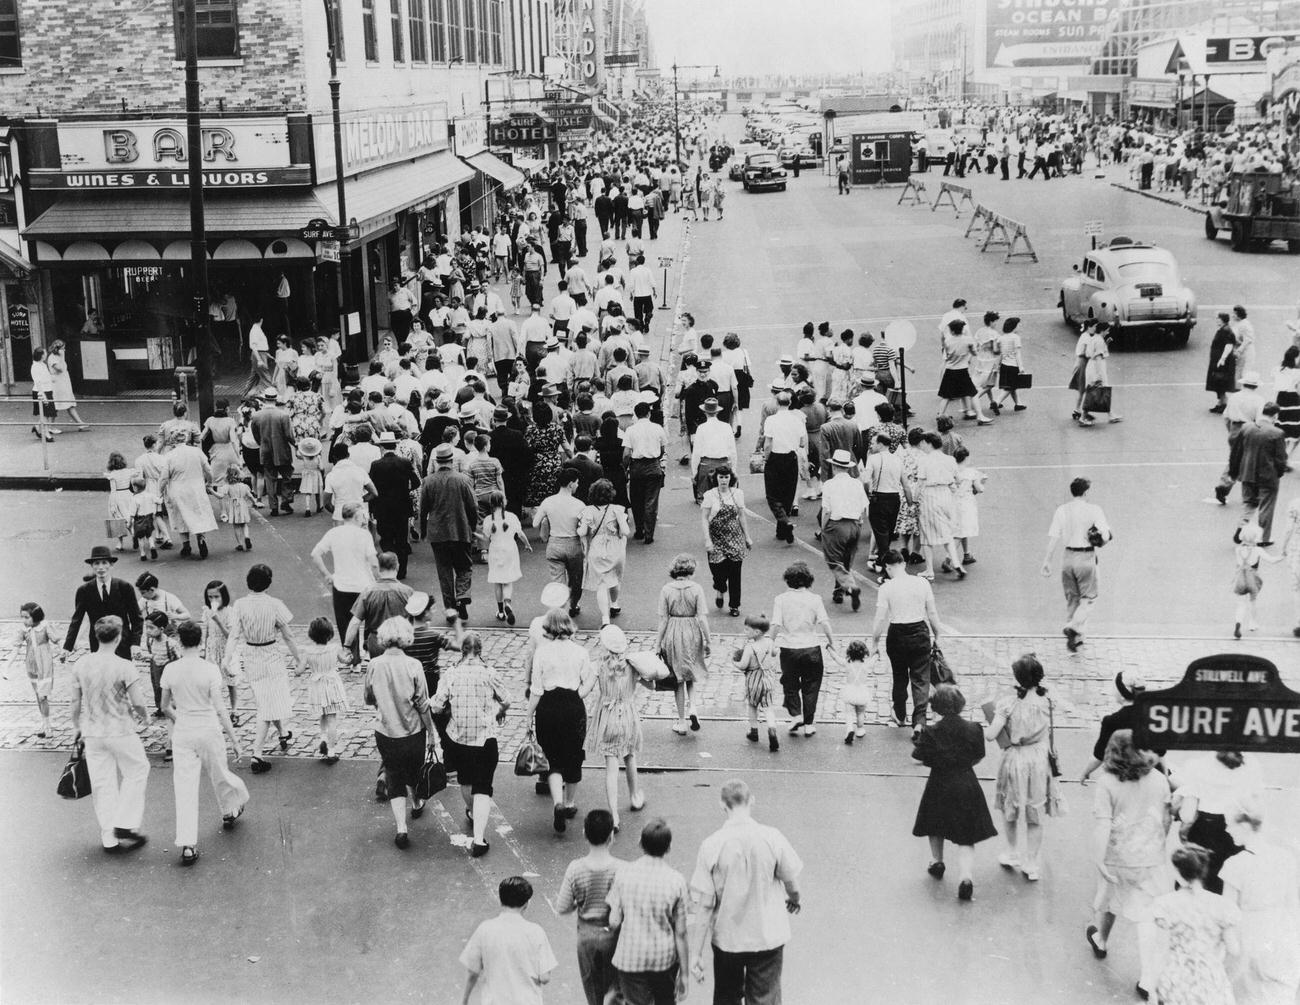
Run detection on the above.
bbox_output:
[527,609,596,834]
[596,415,629,507]
[1275,346,1300,440]
[912,684,999,901]
[937,319,990,423]
[1205,312,1238,413]
[364,617,434,850]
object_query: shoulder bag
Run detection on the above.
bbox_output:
[928,643,955,687]
[57,740,92,800]
[415,745,448,800]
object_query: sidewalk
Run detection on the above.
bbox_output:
[3,621,1292,761]
[0,210,691,487]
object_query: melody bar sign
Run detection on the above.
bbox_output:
[1134,654,1300,753]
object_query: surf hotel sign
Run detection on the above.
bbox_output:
[985,0,1119,68]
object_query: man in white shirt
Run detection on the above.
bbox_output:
[623,401,669,544]
[520,303,551,375]
[689,780,803,1004]
[1216,371,1265,503]
[564,263,591,306]
[690,398,738,503]
[762,393,807,543]
[628,256,657,333]
[851,374,888,433]
[324,448,377,525]
[595,273,624,317]
[243,315,273,394]
[863,433,904,573]
[870,550,942,731]
[549,282,576,340]
[311,503,380,653]
[819,450,868,609]
[1041,477,1112,651]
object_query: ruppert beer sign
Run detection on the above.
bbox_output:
[1134,654,1300,753]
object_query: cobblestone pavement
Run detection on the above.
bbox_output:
[3,620,1294,762]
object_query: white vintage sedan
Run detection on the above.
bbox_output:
[1059,238,1197,346]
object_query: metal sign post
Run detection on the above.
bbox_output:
[658,256,673,310]
[884,320,917,429]
[1084,219,1103,250]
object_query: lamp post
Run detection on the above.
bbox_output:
[671,62,719,168]
[182,0,215,418]
[323,0,356,358]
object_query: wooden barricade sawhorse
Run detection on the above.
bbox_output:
[963,203,992,239]
[979,211,1039,263]
[897,177,928,206]
[931,181,974,217]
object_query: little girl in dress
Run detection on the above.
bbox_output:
[732,613,779,753]
[840,640,873,746]
[482,491,531,625]
[301,618,348,763]
[952,447,986,566]
[296,437,324,516]
[225,466,254,552]
[1232,522,1283,638]
[19,602,54,737]
[201,580,237,724]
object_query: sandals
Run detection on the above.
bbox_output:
[1086,925,1107,959]
[250,757,272,774]
[278,731,293,752]
[180,846,200,866]
[222,803,246,830]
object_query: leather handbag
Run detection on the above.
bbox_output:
[928,643,955,687]
[748,449,765,474]
[1082,384,1112,413]
[653,649,680,692]
[57,741,92,800]
[514,731,550,777]
[415,747,448,800]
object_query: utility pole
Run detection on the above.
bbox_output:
[672,62,681,167]
[324,0,355,359]
[183,0,215,418]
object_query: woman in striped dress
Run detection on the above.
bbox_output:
[915,432,964,582]
[895,426,924,564]
[223,564,301,774]
[830,329,857,404]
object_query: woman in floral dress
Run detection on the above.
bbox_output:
[655,554,711,737]
[525,401,568,509]
[590,624,645,832]
[1153,844,1241,1005]
[288,376,325,442]
[700,466,751,617]
[829,330,856,405]
[578,479,629,627]
[894,426,924,565]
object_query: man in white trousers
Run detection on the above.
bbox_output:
[69,616,151,854]
[160,619,249,866]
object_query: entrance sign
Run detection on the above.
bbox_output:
[984,0,1118,67]
[1134,654,1300,753]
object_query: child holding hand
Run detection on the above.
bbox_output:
[732,613,779,752]
[19,602,55,737]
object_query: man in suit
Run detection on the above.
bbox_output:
[1234,402,1289,543]
[418,443,479,622]
[63,545,143,661]
[369,432,421,579]
[250,387,297,515]
[569,434,605,504]
[488,408,530,516]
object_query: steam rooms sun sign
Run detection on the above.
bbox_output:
[984,0,1119,68]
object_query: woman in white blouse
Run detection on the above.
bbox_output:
[770,561,835,738]
[527,610,596,835]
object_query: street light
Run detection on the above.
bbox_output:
[322,0,357,358]
[671,62,720,168]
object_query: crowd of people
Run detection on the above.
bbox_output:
[21,91,1300,1004]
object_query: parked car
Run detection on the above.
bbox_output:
[778,147,819,169]
[729,143,764,180]
[1058,238,1196,345]
[742,152,788,192]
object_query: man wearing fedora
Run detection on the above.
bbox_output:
[419,442,479,622]
[63,545,143,661]
[690,398,737,504]
[820,450,869,609]
[249,387,297,515]
[850,373,888,434]
[370,431,421,579]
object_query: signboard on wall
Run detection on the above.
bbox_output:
[27,117,311,189]
[850,132,912,186]
[985,0,1118,68]
[1205,33,1300,66]
[578,0,603,87]
[453,116,487,158]
[489,115,558,146]
[313,103,450,184]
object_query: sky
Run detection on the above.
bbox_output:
[641,0,895,78]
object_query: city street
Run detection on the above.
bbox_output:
[3,113,1300,1005]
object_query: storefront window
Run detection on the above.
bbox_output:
[0,0,21,68]
[172,0,240,59]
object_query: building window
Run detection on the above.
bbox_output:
[430,0,447,61]
[362,0,378,60]
[409,0,427,61]
[447,0,462,61]
[487,0,502,65]
[462,0,476,62]
[476,0,489,65]
[0,0,21,68]
[173,0,240,60]
[390,0,404,61]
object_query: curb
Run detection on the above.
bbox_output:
[1108,181,1206,216]
[0,475,105,491]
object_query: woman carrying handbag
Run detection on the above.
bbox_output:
[1079,322,1122,427]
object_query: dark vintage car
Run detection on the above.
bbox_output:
[742,152,787,192]
[778,147,819,169]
